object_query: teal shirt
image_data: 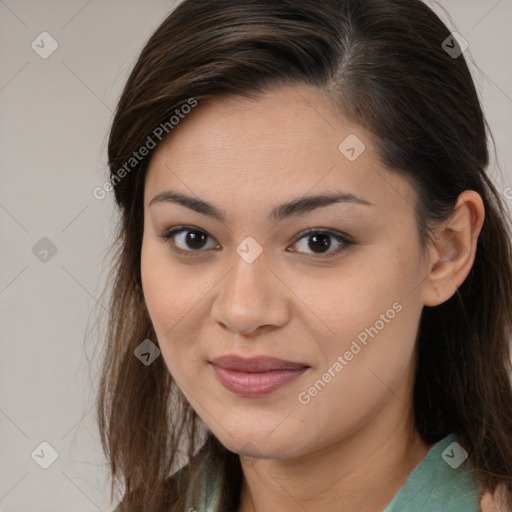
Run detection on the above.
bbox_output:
[382,433,481,511]
[184,433,481,512]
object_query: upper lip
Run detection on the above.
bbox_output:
[210,354,309,372]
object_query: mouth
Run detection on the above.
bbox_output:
[209,354,310,398]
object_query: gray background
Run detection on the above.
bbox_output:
[1,1,511,510]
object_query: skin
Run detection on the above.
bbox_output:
[140,85,485,512]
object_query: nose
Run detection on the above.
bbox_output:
[211,248,291,336]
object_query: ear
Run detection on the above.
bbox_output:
[422,190,485,307]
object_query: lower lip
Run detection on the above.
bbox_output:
[211,364,308,398]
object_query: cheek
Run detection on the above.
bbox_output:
[297,282,419,403]
[140,239,218,378]
[289,241,419,344]
[141,236,204,324]
[291,245,422,408]
[289,300,420,454]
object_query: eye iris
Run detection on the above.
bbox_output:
[309,233,331,253]
[186,230,207,249]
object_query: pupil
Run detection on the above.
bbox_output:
[187,231,206,249]
[309,233,331,253]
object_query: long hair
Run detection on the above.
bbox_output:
[95,0,512,510]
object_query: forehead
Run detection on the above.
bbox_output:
[144,85,416,218]
[149,86,349,167]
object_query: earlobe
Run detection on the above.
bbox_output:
[422,190,485,307]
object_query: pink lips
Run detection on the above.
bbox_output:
[210,355,309,398]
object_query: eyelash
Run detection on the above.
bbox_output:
[158,226,355,259]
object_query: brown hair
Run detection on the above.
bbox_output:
[95,0,512,510]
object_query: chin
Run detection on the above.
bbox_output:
[211,426,302,460]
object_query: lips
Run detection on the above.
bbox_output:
[209,354,309,397]
[210,354,309,372]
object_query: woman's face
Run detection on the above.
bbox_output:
[141,85,430,460]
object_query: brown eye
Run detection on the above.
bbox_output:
[307,232,332,253]
[159,226,354,259]
[159,227,219,256]
[181,230,208,250]
[288,229,354,257]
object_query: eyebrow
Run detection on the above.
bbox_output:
[149,188,374,223]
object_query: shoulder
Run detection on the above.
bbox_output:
[113,436,228,511]
[383,433,482,512]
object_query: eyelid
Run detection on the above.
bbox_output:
[292,227,354,245]
[158,225,354,258]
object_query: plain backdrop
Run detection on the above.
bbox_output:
[0,1,511,510]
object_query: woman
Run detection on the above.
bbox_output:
[96,0,512,510]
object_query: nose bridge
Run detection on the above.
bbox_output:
[226,244,273,306]
[212,242,288,334]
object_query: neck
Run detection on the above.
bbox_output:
[237,380,431,512]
